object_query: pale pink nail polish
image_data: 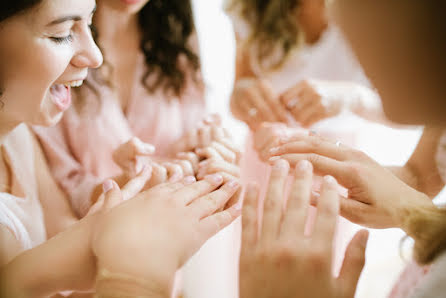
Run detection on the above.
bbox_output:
[102,180,114,193]
[205,174,223,184]
[184,176,196,185]
[273,159,288,170]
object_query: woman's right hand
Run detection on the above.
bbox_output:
[92,174,241,297]
[268,134,435,229]
[231,78,290,130]
[112,137,155,178]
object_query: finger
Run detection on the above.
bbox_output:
[132,138,156,156]
[197,125,212,148]
[312,176,340,254]
[280,81,306,106]
[270,154,354,188]
[246,87,276,123]
[176,152,200,173]
[121,166,153,201]
[280,160,313,238]
[189,180,241,218]
[210,141,237,163]
[150,176,196,196]
[163,162,184,182]
[203,114,222,126]
[101,179,123,210]
[241,183,260,249]
[239,96,262,129]
[146,162,168,188]
[196,146,224,162]
[338,230,369,298]
[269,135,350,161]
[197,160,240,180]
[258,80,288,123]
[216,138,241,162]
[174,159,194,177]
[211,126,226,142]
[261,159,290,243]
[173,173,224,205]
[198,203,242,240]
[289,97,316,123]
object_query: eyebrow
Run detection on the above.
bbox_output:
[46,5,96,27]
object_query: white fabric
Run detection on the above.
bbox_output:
[0,124,46,252]
[409,251,446,298]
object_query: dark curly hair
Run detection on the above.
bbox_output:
[91,0,201,98]
[226,0,301,70]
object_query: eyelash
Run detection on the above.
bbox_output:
[51,34,74,44]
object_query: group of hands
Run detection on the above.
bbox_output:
[42,102,434,297]
[231,78,356,130]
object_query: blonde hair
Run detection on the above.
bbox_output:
[226,0,302,71]
[403,205,446,265]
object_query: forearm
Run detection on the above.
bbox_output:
[1,216,97,298]
[94,269,172,298]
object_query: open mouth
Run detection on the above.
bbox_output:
[49,80,84,111]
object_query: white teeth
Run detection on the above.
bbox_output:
[64,80,84,88]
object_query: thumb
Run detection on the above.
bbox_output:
[102,179,123,210]
[338,229,369,298]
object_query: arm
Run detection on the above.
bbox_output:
[0,217,97,298]
[388,126,444,198]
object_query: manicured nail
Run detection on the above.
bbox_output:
[227,180,240,189]
[269,147,279,155]
[296,160,311,173]
[269,156,281,162]
[235,200,243,210]
[102,179,114,193]
[143,144,155,154]
[205,173,223,184]
[204,115,214,124]
[273,159,288,170]
[324,175,337,187]
[183,176,196,185]
[169,173,182,182]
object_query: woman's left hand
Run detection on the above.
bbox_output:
[280,79,348,127]
[239,159,368,298]
[268,134,434,229]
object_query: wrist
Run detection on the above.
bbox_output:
[94,268,172,298]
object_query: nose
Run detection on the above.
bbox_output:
[71,26,103,69]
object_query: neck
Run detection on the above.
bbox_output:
[94,3,140,45]
[298,0,328,45]
[0,118,20,145]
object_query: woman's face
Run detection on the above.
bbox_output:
[98,0,150,14]
[331,0,446,126]
[0,0,103,127]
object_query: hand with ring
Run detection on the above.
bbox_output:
[230,78,291,131]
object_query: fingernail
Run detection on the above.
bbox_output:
[199,160,210,168]
[324,175,337,187]
[311,190,320,198]
[273,159,288,170]
[269,147,279,155]
[296,160,311,173]
[184,176,196,185]
[279,137,290,143]
[269,156,281,162]
[169,173,182,182]
[102,179,114,193]
[235,200,243,210]
[135,161,143,174]
[227,180,240,189]
[205,173,223,184]
[143,144,155,154]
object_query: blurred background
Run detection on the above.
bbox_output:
[183,1,426,297]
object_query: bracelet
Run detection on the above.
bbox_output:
[94,268,168,298]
